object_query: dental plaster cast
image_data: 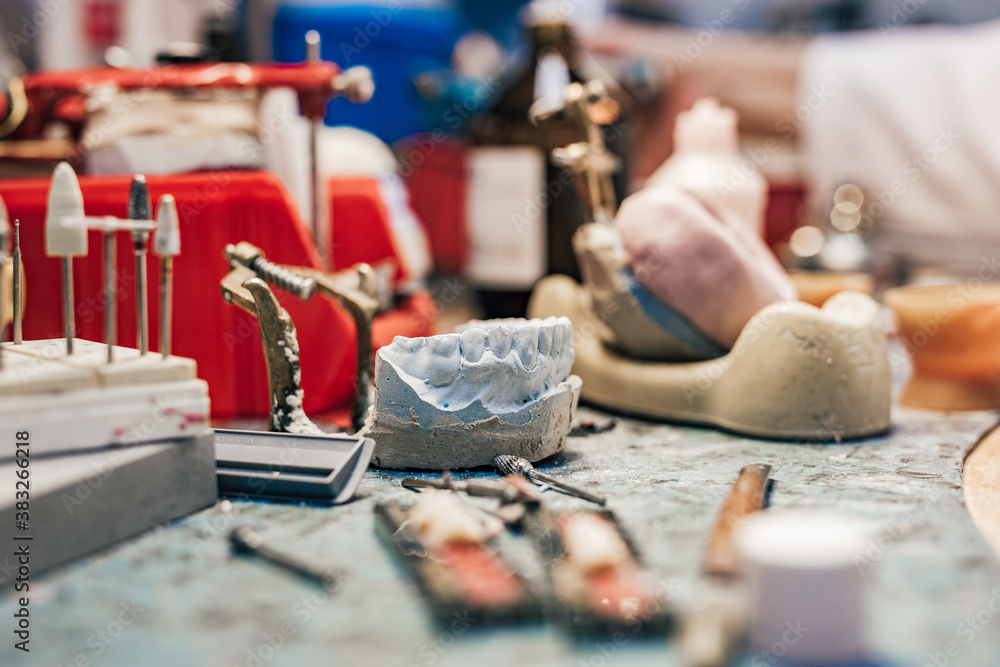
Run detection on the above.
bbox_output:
[528,276,891,440]
[364,317,582,470]
[574,186,795,362]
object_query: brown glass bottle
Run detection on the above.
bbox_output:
[465,17,628,319]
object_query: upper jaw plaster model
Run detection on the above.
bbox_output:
[363,317,582,470]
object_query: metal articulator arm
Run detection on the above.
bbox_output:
[225,242,378,433]
[531,80,621,226]
[220,265,324,436]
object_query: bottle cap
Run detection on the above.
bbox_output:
[674,97,739,154]
[736,511,870,665]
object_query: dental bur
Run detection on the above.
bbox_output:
[45,162,88,355]
[102,220,117,362]
[128,175,151,355]
[494,454,606,506]
[0,199,8,369]
[12,220,21,345]
[153,195,180,359]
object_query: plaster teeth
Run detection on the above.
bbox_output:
[377,316,575,415]
[459,328,488,363]
[538,325,553,356]
[514,326,539,369]
[488,328,513,359]
[425,335,461,386]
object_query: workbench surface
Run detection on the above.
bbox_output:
[3,400,999,667]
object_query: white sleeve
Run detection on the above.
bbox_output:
[799,20,1000,252]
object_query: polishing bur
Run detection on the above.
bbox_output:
[153,195,179,359]
[12,220,21,345]
[128,175,151,355]
[45,162,87,355]
[0,198,7,368]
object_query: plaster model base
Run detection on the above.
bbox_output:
[528,276,891,441]
[364,318,582,470]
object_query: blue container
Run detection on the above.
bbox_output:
[273,2,467,144]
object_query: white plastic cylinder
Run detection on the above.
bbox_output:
[736,511,870,665]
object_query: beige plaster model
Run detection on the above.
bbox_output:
[528,275,891,440]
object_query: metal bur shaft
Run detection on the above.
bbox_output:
[0,198,7,369]
[493,454,607,506]
[103,228,116,362]
[153,195,180,359]
[128,175,151,355]
[12,220,21,345]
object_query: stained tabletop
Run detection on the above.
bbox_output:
[3,387,1000,666]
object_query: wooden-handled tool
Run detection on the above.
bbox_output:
[682,463,772,667]
[704,463,772,578]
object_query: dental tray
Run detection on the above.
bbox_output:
[214,429,374,504]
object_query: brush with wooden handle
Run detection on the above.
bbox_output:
[682,463,772,667]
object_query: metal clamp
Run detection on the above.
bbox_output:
[531,80,621,226]
[221,266,324,436]
[225,242,378,432]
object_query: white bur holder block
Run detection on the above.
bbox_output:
[45,161,88,257]
[736,511,871,665]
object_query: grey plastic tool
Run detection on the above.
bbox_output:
[214,429,374,504]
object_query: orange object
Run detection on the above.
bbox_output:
[789,271,875,307]
[885,283,1000,410]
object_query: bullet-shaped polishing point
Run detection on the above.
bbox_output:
[45,162,87,257]
[128,174,151,221]
[153,195,180,256]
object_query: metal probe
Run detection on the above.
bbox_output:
[128,175,151,355]
[493,454,606,506]
[153,195,180,359]
[0,201,7,369]
[103,225,116,363]
[305,30,325,263]
[230,526,342,592]
[12,220,21,345]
